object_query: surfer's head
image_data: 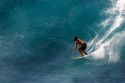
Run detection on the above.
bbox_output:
[73,36,78,41]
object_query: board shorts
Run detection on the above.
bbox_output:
[80,43,87,51]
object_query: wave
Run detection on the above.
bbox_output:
[86,0,125,63]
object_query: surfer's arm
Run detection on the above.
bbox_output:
[74,42,77,51]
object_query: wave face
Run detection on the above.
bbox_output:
[0,0,125,83]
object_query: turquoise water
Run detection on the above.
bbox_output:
[0,0,125,83]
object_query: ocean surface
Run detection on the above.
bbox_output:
[0,0,125,83]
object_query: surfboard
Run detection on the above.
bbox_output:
[72,56,86,60]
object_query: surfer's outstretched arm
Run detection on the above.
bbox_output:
[74,42,77,51]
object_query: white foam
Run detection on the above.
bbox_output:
[88,0,125,63]
[91,44,106,59]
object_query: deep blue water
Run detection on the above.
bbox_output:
[0,0,125,83]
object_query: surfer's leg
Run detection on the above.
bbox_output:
[83,50,88,55]
[81,43,88,55]
[78,48,84,56]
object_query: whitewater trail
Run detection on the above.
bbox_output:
[87,0,125,63]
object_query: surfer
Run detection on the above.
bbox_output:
[73,36,88,56]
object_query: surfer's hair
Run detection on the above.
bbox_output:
[73,36,78,41]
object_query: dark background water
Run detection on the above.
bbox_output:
[0,0,125,83]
